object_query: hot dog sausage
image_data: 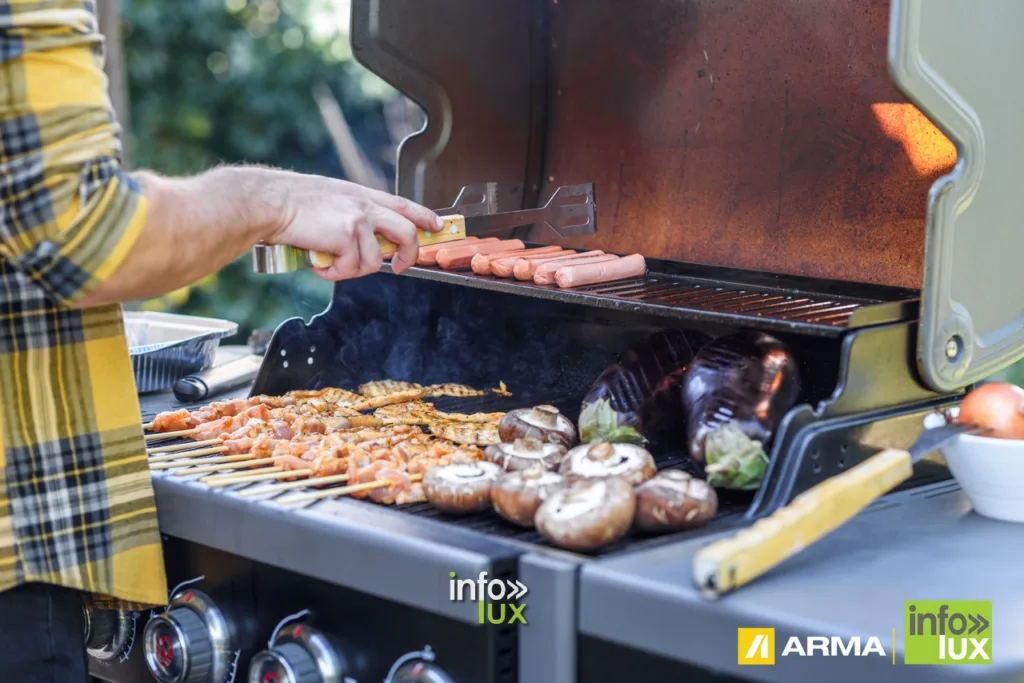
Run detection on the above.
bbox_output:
[436,240,526,271]
[513,250,605,281]
[489,248,571,277]
[554,254,647,288]
[533,254,618,285]
[470,246,562,275]
[417,237,492,267]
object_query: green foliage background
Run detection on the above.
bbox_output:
[122,0,399,342]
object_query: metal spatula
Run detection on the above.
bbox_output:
[252,183,596,274]
[692,420,981,599]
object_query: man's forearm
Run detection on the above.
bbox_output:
[76,166,281,308]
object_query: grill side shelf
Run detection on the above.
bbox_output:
[379,260,916,337]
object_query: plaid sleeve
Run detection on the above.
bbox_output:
[0,2,148,307]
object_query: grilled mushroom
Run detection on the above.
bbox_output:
[559,442,656,486]
[634,470,718,531]
[423,461,502,514]
[498,405,578,447]
[535,477,636,551]
[492,467,568,527]
[485,437,566,472]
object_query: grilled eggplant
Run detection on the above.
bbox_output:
[579,329,708,444]
[682,330,801,489]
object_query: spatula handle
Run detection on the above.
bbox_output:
[692,448,914,599]
[252,216,466,274]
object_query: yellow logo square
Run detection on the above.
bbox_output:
[738,627,775,665]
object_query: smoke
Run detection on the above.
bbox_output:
[319,273,617,410]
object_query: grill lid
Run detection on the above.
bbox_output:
[890,0,1024,391]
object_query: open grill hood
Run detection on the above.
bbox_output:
[350,0,1024,392]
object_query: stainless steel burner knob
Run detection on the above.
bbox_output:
[249,623,344,683]
[143,589,232,683]
[392,661,455,683]
[82,605,135,661]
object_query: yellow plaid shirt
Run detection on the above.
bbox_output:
[0,1,167,607]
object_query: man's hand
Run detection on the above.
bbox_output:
[74,166,444,309]
[266,171,443,278]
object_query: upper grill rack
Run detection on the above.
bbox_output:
[382,253,919,337]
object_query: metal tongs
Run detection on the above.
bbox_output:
[252,182,596,274]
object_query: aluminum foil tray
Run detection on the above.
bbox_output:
[124,311,238,393]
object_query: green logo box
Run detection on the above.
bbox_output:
[904,600,992,665]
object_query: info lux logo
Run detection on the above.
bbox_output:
[449,571,529,625]
[904,601,991,665]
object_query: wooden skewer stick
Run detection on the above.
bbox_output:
[145,428,198,441]
[278,474,423,507]
[148,439,221,455]
[142,422,154,430]
[173,457,274,476]
[150,453,251,470]
[148,446,229,464]
[150,446,227,463]
[239,472,351,497]
[202,467,290,487]
[202,467,312,486]
[203,468,313,488]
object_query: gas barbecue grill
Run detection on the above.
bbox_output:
[86,0,1023,682]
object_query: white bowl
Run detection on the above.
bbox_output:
[924,410,1024,523]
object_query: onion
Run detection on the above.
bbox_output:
[956,382,1024,439]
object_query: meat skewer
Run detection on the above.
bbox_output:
[203,468,319,488]
[145,428,198,441]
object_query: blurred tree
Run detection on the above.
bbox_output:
[121,0,402,341]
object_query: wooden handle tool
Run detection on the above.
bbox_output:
[692,421,978,599]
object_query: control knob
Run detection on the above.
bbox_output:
[248,623,345,683]
[143,589,233,683]
[82,604,135,661]
[391,661,454,683]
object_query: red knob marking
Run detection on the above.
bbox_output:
[263,672,280,683]
[156,635,175,668]
[293,626,303,636]
[184,592,193,602]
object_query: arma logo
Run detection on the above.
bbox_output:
[904,601,992,665]
[738,628,775,665]
[449,571,528,625]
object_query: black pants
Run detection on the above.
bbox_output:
[0,582,89,682]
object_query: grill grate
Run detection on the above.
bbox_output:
[381,258,917,337]
[143,391,748,558]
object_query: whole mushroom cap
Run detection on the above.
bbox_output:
[534,477,636,552]
[634,469,718,531]
[485,437,566,472]
[498,405,578,447]
[560,441,656,486]
[423,461,502,514]
[492,467,568,527]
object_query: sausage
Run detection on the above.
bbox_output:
[436,239,526,271]
[417,237,492,267]
[533,254,619,285]
[513,250,605,280]
[555,253,647,288]
[491,249,575,278]
[472,246,563,276]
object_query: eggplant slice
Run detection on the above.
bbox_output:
[579,328,709,444]
[682,330,801,490]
